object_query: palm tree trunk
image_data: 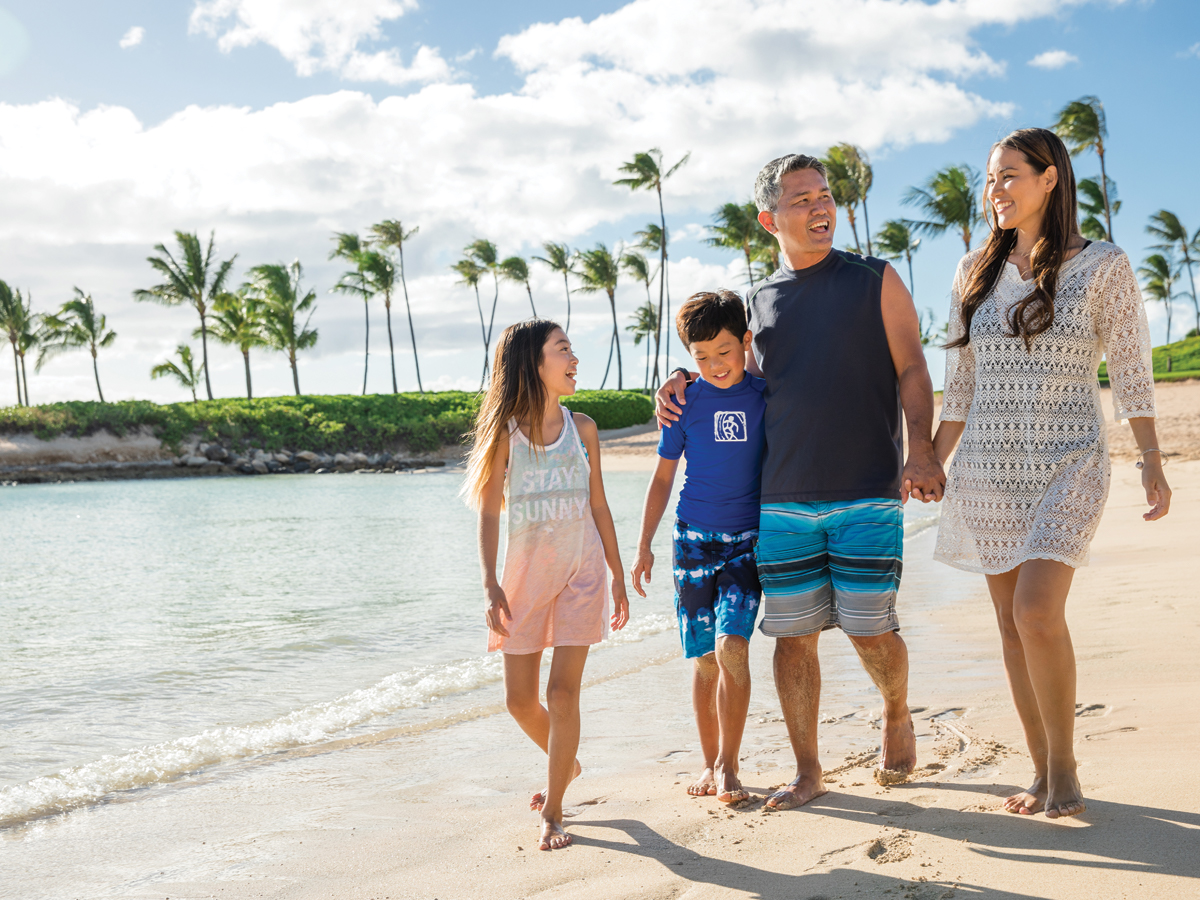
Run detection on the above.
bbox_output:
[362,298,370,396]
[1098,147,1113,242]
[291,348,301,395]
[609,289,623,390]
[199,310,213,400]
[486,274,499,351]
[600,332,615,390]
[962,225,972,253]
[1180,245,1199,335]
[652,184,667,391]
[19,353,30,406]
[863,197,873,257]
[743,246,755,286]
[385,293,398,394]
[561,272,571,333]
[644,338,651,390]
[243,349,253,399]
[474,285,488,390]
[10,343,22,406]
[906,252,915,301]
[846,207,862,254]
[526,283,537,318]
[92,351,105,403]
[398,247,423,393]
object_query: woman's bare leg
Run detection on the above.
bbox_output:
[540,645,590,849]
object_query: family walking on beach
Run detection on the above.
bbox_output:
[462,127,1172,852]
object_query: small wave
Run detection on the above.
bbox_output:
[903,510,941,539]
[0,612,674,828]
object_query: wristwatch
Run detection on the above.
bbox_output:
[670,367,694,385]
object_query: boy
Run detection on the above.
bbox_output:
[631,289,766,804]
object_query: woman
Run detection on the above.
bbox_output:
[933,128,1171,820]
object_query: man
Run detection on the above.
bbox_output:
[656,153,944,809]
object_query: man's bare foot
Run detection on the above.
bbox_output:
[881,712,917,775]
[539,818,571,850]
[1003,775,1047,815]
[1045,770,1085,819]
[531,759,582,812]
[764,769,826,810]
[688,766,718,797]
[716,765,749,804]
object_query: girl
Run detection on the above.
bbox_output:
[462,319,630,851]
[933,128,1170,819]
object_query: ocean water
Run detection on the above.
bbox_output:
[0,469,941,829]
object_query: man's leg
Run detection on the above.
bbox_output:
[848,631,916,776]
[765,631,827,809]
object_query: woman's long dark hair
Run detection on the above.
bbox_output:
[950,127,1080,351]
[460,318,563,510]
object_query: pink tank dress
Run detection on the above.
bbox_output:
[489,409,610,655]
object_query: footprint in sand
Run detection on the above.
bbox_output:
[866,831,914,864]
[1084,726,1138,741]
[562,798,603,818]
[1075,703,1110,717]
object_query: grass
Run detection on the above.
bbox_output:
[1098,334,1200,386]
[0,390,656,453]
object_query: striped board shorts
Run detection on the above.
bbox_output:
[756,498,903,638]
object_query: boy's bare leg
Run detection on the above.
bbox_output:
[539,645,590,849]
[714,635,752,803]
[847,630,917,777]
[689,653,720,796]
[765,632,827,809]
[502,651,582,812]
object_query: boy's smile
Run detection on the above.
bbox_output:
[689,328,752,389]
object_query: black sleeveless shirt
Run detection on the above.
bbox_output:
[747,249,901,503]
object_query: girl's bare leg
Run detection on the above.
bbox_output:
[502,651,581,812]
[715,635,752,803]
[540,645,590,849]
[689,653,720,796]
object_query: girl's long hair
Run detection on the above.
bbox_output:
[460,318,563,511]
[950,127,1080,351]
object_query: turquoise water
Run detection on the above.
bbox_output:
[0,470,940,827]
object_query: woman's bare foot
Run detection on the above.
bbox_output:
[687,766,718,797]
[531,759,582,812]
[716,766,749,804]
[1003,774,1047,815]
[1045,769,1085,819]
[539,817,572,850]
[764,768,826,810]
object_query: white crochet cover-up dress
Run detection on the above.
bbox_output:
[934,241,1156,574]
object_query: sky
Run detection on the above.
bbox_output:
[1,0,1198,405]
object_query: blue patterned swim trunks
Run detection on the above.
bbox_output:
[672,520,762,659]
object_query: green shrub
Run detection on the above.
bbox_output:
[562,390,655,430]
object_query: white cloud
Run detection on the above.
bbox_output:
[189,0,450,85]
[1182,42,1200,59]
[1028,49,1078,69]
[119,26,145,49]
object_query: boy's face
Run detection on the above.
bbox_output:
[689,328,751,389]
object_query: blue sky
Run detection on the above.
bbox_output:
[0,0,1197,404]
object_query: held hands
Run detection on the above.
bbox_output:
[611,577,630,631]
[484,582,512,638]
[1141,460,1171,521]
[901,444,946,505]
[654,371,690,428]
[631,546,654,598]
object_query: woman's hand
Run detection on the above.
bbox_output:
[655,370,690,427]
[1141,459,1171,521]
[484,582,512,637]
[611,578,630,631]
[631,546,654,598]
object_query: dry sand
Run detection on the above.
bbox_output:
[4,383,1198,899]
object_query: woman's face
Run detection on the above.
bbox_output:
[986,146,1057,233]
[538,327,578,396]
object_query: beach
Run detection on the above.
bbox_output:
[3,382,1197,899]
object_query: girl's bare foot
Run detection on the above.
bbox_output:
[531,759,582,811]
[539,818,572,850]
[1003,774,1047,815]
[1045,769,1085,819]
[716,765,749,804]
[687,766,718,797]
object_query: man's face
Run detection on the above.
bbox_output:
[757,168,836,261]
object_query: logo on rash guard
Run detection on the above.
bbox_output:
[714,411,747,442]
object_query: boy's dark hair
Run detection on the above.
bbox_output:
[675,290,747,347]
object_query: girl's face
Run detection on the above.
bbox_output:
[986,146,1057,233]
[538,327,579,396]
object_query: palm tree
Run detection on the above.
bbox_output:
[38,289,117,402]
[750,225,780,280]
[873,220,921,300]
[453,257,490,388]
[706,201,761,285]
[1053,96,1113,240]
[615,148,689,391]
[823,144,874,255]
[467,239,501,360]
[903,164,983,253]
[1138,253,1180,346]
[369,219,423,393]
[621,250,658,388]
[533,242,574,331]
[14,293,38,406]
[151,344,205,403]
[1146,210,1200,336]
[205,288,265,399]
[358,250,400,393]
[134,230,236,401]
[625,300,659,390]
[0,281,36,406]
[249,261,318,396]
[1078,177,1121,242]
[499,256,537,317]
[633,222,669,385]
[575,243,623,389]
[330,232,374,395]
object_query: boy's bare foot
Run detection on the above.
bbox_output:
[539,818,571,850]
[764,769,826,810]
[687,766,718,797]
[716,766,749,804]
[1003,775,1047,815]
[1045,769,1085,819]
[531,759,582,811]
[881,712,917,774]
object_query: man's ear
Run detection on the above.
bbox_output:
[757,209,777,234]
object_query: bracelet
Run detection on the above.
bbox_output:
[1135,448,1166,469]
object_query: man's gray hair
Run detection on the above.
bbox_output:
[754,154,828,213]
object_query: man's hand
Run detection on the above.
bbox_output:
[654,370,690,428]
[631,546,654,598]
[484,582,512,637]
[901,443,945,504]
